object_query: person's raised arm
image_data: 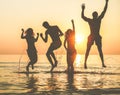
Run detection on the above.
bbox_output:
[21,28,26,39]
[35,33,39,42]
[40,32,48,43]
[99,0,109,19]
[71,19,75,32]
[81,4,90,21]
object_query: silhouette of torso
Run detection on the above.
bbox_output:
[46,26,61,42]
[26,35,36,52]
[67,31,76,53]
[88,18,102,38]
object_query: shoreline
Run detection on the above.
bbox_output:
[1,88,120,95]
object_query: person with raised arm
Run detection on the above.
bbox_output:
[64,20,77,72]
[21,28,39,72]
[81,0,109,69]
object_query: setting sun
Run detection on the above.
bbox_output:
[75,34,85,44]
[75,54,82,67]
[0,0,120,54]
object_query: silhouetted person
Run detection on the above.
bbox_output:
[40,21,63,72]
[64,20,77,72]
[81,0,109,69]
[21,28,39,72]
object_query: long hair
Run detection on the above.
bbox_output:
[65,29,72,38]
[25,28,34,37]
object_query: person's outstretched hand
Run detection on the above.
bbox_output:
[82,4,85,10]
[21,28,24,32]
[37,33,39,36]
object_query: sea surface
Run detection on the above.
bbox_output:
[0,54,120,95]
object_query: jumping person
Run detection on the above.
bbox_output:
[64,20,77,72]
[81,0,109,69]
[21,28,39,72]
[40,21,63,72]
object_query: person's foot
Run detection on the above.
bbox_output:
[102,64,106,68]
[31,65,34,70]
[50,65,55,73]
[54,61,58,67]
[84,64,87,69]
[26,66,29,72]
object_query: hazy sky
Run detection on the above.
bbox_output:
[0,0,120,54]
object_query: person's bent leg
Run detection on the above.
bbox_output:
[31,58,37,70]
[51,52,58,67]
[26,61,32,72]
[46,51,53,66]
[46,50,56,72]
[51,41,61,67]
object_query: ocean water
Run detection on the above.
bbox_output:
[0,54,120,95]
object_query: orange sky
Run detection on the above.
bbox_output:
[0,0,120,54]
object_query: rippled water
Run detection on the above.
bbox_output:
[0,55,120,95]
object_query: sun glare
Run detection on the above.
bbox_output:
[75,54,82,67]
[75,34,84,44]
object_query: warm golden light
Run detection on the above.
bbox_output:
[75,54,82,67]
[0,0,120,54]
[75,34,84,44]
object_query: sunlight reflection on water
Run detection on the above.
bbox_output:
[0,55,120,94]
